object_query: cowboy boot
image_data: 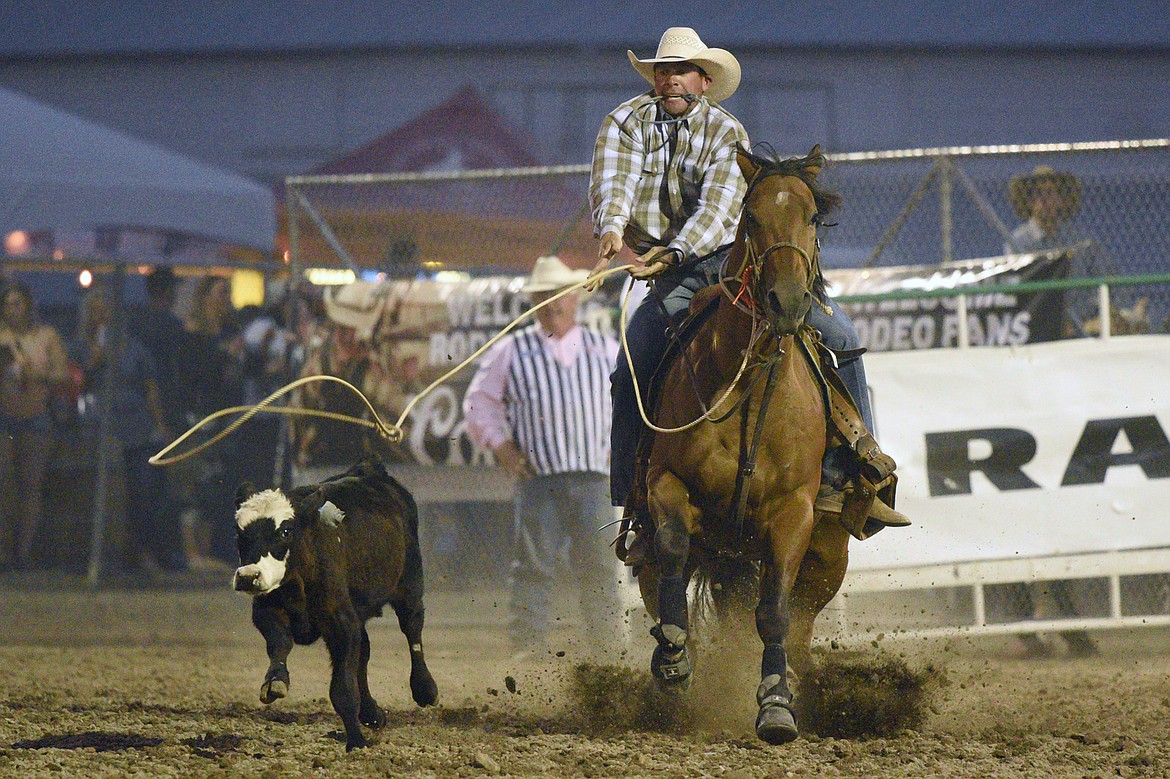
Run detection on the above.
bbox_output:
[815,484,910,540]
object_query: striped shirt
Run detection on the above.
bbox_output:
[590,91,749,261]
[463,323,617,476]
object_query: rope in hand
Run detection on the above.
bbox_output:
[149,264,635,467]
[623,266,769,435]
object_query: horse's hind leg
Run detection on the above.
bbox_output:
[647,472,695,689]
[786,519,850,682]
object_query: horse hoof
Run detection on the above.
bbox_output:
[755,702,799,745]
[259,679,288,704]
[651,646,693,691]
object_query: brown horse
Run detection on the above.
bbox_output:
[636,145,850,745]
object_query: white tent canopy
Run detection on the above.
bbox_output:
[0,86,275,255]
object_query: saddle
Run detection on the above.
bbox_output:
[615,286,901,565]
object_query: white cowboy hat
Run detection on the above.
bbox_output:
[628,27,742,104]
[322,281,386,340]
[520,255,589,294]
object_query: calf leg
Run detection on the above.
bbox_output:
[252,598,294,704]
[324,619,367,751]
[357,626,385,728]
[392,596,439,707]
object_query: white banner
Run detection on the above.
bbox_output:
[850,334,1170,571]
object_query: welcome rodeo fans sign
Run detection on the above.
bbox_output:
[827,249,1070,351]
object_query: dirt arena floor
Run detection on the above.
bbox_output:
[2,572,1170,778]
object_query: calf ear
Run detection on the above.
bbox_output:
[297,486,327,517]
[235,482,258,508]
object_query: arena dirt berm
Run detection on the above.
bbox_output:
[3,584,1169,777]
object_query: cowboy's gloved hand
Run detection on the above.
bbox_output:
[630,246,680,280]
[585,232,624,292]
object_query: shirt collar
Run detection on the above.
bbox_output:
[535,320,581,342]
[649,92,708,130]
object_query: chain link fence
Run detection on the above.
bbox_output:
[285,139,1170,637]
[286,139,1170,333]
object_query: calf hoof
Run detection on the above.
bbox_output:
[344,732,369,752]
[259,678,288,704]
[411,667,439,707]
[360,703,386,729]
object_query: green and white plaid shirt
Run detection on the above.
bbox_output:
[589,91,749,262]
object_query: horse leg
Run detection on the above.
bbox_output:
[754,509,817,745]
[786,518,850,682]
[637,557,661,622]
[754,560,799,744]
[647,472,696,690]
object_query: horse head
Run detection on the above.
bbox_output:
[733,144,837,337]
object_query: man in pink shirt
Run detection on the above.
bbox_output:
[464,256,624,657]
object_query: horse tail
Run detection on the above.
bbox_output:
[692,555,759,626]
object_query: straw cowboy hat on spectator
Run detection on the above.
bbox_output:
[323,281,387,341]
[1009,165,1082,221]
[628,27,742,104]
[520,255,590,295]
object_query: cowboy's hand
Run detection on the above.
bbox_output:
[494,440,533,481]
[630,246,679,280]
[585,232,624,292]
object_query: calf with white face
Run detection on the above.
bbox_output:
[234,488,300,595]
[233,458,438,751]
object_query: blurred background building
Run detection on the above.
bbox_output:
[0,1,1167,186]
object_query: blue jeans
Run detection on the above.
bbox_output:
[508,472,624,648]
[610,257,872,506]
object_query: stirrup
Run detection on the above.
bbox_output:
[815,484,910,541]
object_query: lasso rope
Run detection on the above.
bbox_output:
[150,260,765,467]
[151,265,631,466]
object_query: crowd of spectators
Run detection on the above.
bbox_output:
[0,269,301,580]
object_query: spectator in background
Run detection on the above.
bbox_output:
[463,256,625,658]
[1005,165,1114,337]
[71,285,187,574]
[184,276,245,564]
[136,267,191,436]
[135,267,205,562]
[0,280,72,570]
[237,296,299,488]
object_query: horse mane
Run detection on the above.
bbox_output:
[741,143,839,301]
[741,143,842,217]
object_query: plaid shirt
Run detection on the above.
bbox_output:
[590,91,749,262]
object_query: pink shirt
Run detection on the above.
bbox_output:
[463,323,617,451]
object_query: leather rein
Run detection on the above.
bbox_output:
[721,173,822,544]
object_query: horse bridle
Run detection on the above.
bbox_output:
[724,170,820,320]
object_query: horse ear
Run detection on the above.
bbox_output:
[805,144,824,178]
[736,142,757,181]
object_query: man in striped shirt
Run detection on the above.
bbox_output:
[464,255,625,656]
